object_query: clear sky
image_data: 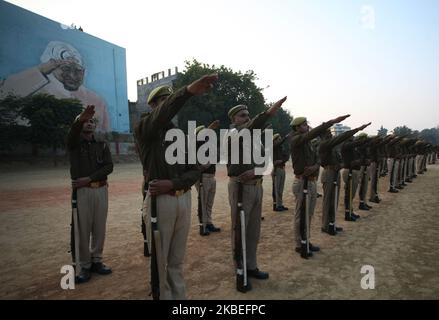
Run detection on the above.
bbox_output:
[5,0,439,134]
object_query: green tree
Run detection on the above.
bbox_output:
[419,127,439,145]
[0,94,29,151]
[393,125,412,136]
[377,125,388,136]
[173,59,292,134]
[19,94,83,162]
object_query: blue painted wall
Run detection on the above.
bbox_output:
[0,1,129,133]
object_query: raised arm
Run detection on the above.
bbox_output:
[246,96,287,130]
[67,105,94,150]
[138,74,218,140]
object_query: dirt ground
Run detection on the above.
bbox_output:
[0,161,438,300]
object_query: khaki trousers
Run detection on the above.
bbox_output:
[321,169,340,230]
[76,185,108,269]
[293,178,317,247]
[388,158,399,188]
[272,167,286,207]
[342,169,360,212]
[358,165,370,202]
[145,191,191,300]
[369,161,380,200]
[195,174,216,225]
[228,179,263,271]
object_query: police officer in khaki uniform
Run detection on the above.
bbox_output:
[272,133,290,211]
[387,135,404,192]
[195,122,221,236]
[290,114,350,256]
[67,105,113,283]
[318,122,370,235]
[357,133,373,211]
[227,97,287,292]
[135,74,218,300]
[341,134,369,221]
[368,135,392,204]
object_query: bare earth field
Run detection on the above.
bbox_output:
[0,161,438,300]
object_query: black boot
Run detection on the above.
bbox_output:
[90,262,112,275]
[75,268,91,283]
[351,212,361,219]
[301,242,309,259]
[358,202,370,211]
[236,274,252,293]
[199,226,210,236]
[247,268,269,280]
[206,224,221,232]
[345,212,356,221]
[295,246,313,259]
[328,224,337,235]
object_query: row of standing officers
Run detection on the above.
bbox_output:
[67,74,438,299]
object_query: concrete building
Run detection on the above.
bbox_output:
[331,123,351,136]
[137,67,178,111]
[130,67,178,132]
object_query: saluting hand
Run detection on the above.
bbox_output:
[79,105,95,122]
[187,74,218,95]
[358,122,372,130]
[38,59,70,75]
[331,114,350,124]
[267,96,287,116]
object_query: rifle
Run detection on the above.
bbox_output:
[359,166,367,200]
[141,180,150,257]
[374,160,380,196]
[300,178,310,258]
[150,194,166,300]
[198,178,207,235]
[235,182,249,292]
[70,189,81,279]
[272,172,276,209]
[329,171,339,235]
[348,169,353,218]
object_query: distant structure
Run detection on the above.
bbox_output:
[130,67,179,132]
[137,67,178,111]
[331,123,351,136]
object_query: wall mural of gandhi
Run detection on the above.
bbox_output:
[0,41,111,132]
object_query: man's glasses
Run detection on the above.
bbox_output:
[59,64,84,74]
